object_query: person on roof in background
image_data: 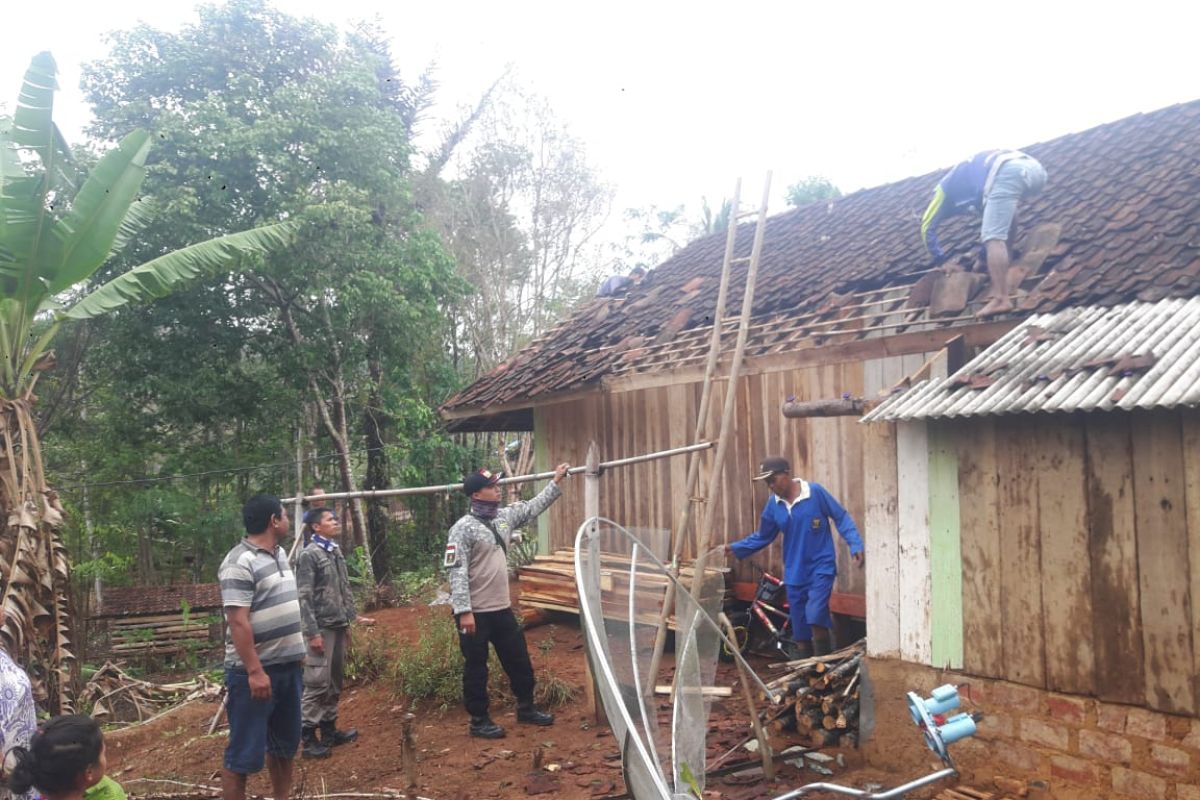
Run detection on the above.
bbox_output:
[445,463,570,739]
[920,150,1048,318]
[723,456,864,659]
[596,265,647,298]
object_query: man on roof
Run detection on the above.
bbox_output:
[596,265,647,298]
[723,456,864,658]
[920,150,1048,318]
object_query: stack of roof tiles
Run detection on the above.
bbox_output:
[444,100,1200,418]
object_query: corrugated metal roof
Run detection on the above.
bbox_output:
[863,297,1200,421]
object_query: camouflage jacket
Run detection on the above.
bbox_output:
[296,535,356,638]
[445,482,562,615]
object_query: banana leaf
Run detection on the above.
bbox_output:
[62,220,298,321]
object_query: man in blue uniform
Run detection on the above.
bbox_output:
[724,456,864,658]
[920,150,1047,318]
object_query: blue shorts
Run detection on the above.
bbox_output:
[981,156,1047,242]
[224,662,303,774]
[786,574,836,640]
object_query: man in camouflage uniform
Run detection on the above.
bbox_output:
[296,508,359,758]
[445,463,570,739]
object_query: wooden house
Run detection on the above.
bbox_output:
[442,100,1200,633]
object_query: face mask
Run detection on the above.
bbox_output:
[471,498,500,520]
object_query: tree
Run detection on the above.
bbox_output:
[79,0,465,584]
[0,52,295,710]
[785,176,842,208]
[611,196,733,274]
[426,83,613,377]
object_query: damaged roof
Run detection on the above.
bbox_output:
[443,99,1200,421]
[862,297,1200,421]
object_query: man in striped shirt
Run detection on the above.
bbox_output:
[219,495,306,800]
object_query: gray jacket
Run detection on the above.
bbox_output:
[296,536,357,638]
[445,482,561,615]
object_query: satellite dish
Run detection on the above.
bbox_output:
[574,517,777,799]
[575,516,980,800]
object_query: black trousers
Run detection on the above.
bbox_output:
[456,608,536,718]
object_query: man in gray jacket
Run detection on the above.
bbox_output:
[296,508,359,758]
[445,463,569,739]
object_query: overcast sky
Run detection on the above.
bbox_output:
[6,0,1200,219]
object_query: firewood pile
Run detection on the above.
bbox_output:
[82,661,221,723]
[763,639,865,748]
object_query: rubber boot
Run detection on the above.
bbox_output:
[784,639,813,660]
[812,627,832,657]
[301,726,331,759]
[320,718,358,746]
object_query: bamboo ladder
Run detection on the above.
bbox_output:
[643,174,775,775]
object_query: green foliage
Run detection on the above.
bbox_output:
[390,566,441,605]
[0,51,296,400]
[348,614,504,710]
[785,176,842,208]
[44,0,473,590]
[507,535,539,576]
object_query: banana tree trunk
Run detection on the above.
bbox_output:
[0,398,76,713]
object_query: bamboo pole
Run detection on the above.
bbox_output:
[644,178,744,692]
[279,442,713,504]
[720,612,775,780]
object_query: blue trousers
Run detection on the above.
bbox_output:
[786,573,835,641]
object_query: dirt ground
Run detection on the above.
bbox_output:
[105,604,949,800]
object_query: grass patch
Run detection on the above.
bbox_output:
[534,667,577,708]
[349,613,505,710]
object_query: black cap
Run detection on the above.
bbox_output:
[753,456,791,481]
[463,468,503,495]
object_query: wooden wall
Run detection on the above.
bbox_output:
[534,353,933,597]
[866,408,1200,716]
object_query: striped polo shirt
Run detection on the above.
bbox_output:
[219,538,306,669]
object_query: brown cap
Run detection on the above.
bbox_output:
[753,456,790,481]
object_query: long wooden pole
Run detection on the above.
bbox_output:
[644,179,744,691]
[280,442,713,504]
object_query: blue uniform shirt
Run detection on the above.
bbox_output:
[729,480,863,585]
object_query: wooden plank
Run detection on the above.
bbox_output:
[1183,411,1200,715]
[996,421,1045,688]
[1034,416,1095,695]
[863,357,885,399]
[927,423,963,670]
[533,407,551,554]
[1131,411,1194,714]
[863,422,901,657]
[956,418,1003,678]
[838,363,866,597]
[1084,413,1144,705]
[896,421,932,665]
